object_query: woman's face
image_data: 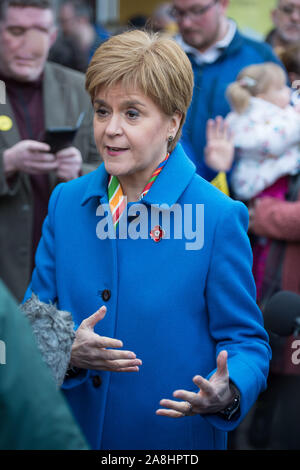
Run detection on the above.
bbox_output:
[93,83,181,182]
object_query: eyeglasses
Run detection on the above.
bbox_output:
[170,0,218,21]
[278,4,300,16]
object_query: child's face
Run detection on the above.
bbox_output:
[259,82,291,109]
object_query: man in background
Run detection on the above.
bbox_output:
[0,0,100,302]
[266,0,300,54]
[49,0,110,72]
[172,0,283,182]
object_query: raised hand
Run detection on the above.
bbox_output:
[70,306,142,372]
[204,117,234,172]
[156,350,235,418]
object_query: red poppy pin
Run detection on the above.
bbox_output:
[150,225,165,243]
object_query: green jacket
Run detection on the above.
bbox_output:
[0,62,101,301]
[0,279,89,449]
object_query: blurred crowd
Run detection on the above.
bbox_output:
[1,0,300,451]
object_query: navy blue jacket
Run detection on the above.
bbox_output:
[181,29,283,181]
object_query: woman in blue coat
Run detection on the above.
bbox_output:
[24,30,270,450]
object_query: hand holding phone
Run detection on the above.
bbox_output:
[56,146,82,181]
[3,140,58,176]
[43,112,85,153]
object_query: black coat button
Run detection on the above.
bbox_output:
[102,289,111,301]
[92,375,102,388]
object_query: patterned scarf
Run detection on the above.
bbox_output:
[108,154,169,229]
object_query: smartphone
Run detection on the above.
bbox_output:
[43,112,85,153]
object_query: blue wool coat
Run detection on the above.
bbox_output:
[24,144,271,450]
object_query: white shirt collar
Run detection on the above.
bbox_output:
[176,19,237,65]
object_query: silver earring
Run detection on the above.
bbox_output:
[167,136,174,152]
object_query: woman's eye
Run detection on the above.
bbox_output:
[127,109,139,119]
[96,108,108,117]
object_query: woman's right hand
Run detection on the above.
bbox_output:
[70,306,142,372]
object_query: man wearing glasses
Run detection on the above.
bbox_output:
[171,0,282,183]
[267,0,300,51]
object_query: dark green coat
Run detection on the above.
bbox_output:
[0,62,101,301]
[0,279,89,449]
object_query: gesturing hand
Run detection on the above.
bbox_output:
[156,351,235,418]
[204,117,234,172]
[70,306,142,372]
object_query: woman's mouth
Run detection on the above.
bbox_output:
[106,146,129,156]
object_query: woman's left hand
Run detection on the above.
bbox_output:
[156,350,235,418]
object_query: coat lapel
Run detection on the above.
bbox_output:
[80,144,196,208]
[43,62,69,129]
[142,144,196,207]
[0,98,21,149]
[0,63,72,149]
[43,63,72,191]
[0,93,32,195]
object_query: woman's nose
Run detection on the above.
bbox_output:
[105,114,123,136]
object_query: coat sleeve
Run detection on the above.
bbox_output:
[203,199,271,431]
[0,147,22,197]
[251,196,300,241]
[0,280,89,450]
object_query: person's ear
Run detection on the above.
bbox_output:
[49,27,58,47]
[168,110,182,138]
[271,9,280,28]
[218,0,230,14]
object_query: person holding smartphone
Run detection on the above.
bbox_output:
[0,0,101,302]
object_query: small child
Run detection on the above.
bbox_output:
[225,62,300,202]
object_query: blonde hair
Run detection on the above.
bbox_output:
[85,29,194,151]
[226,63,286,114]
